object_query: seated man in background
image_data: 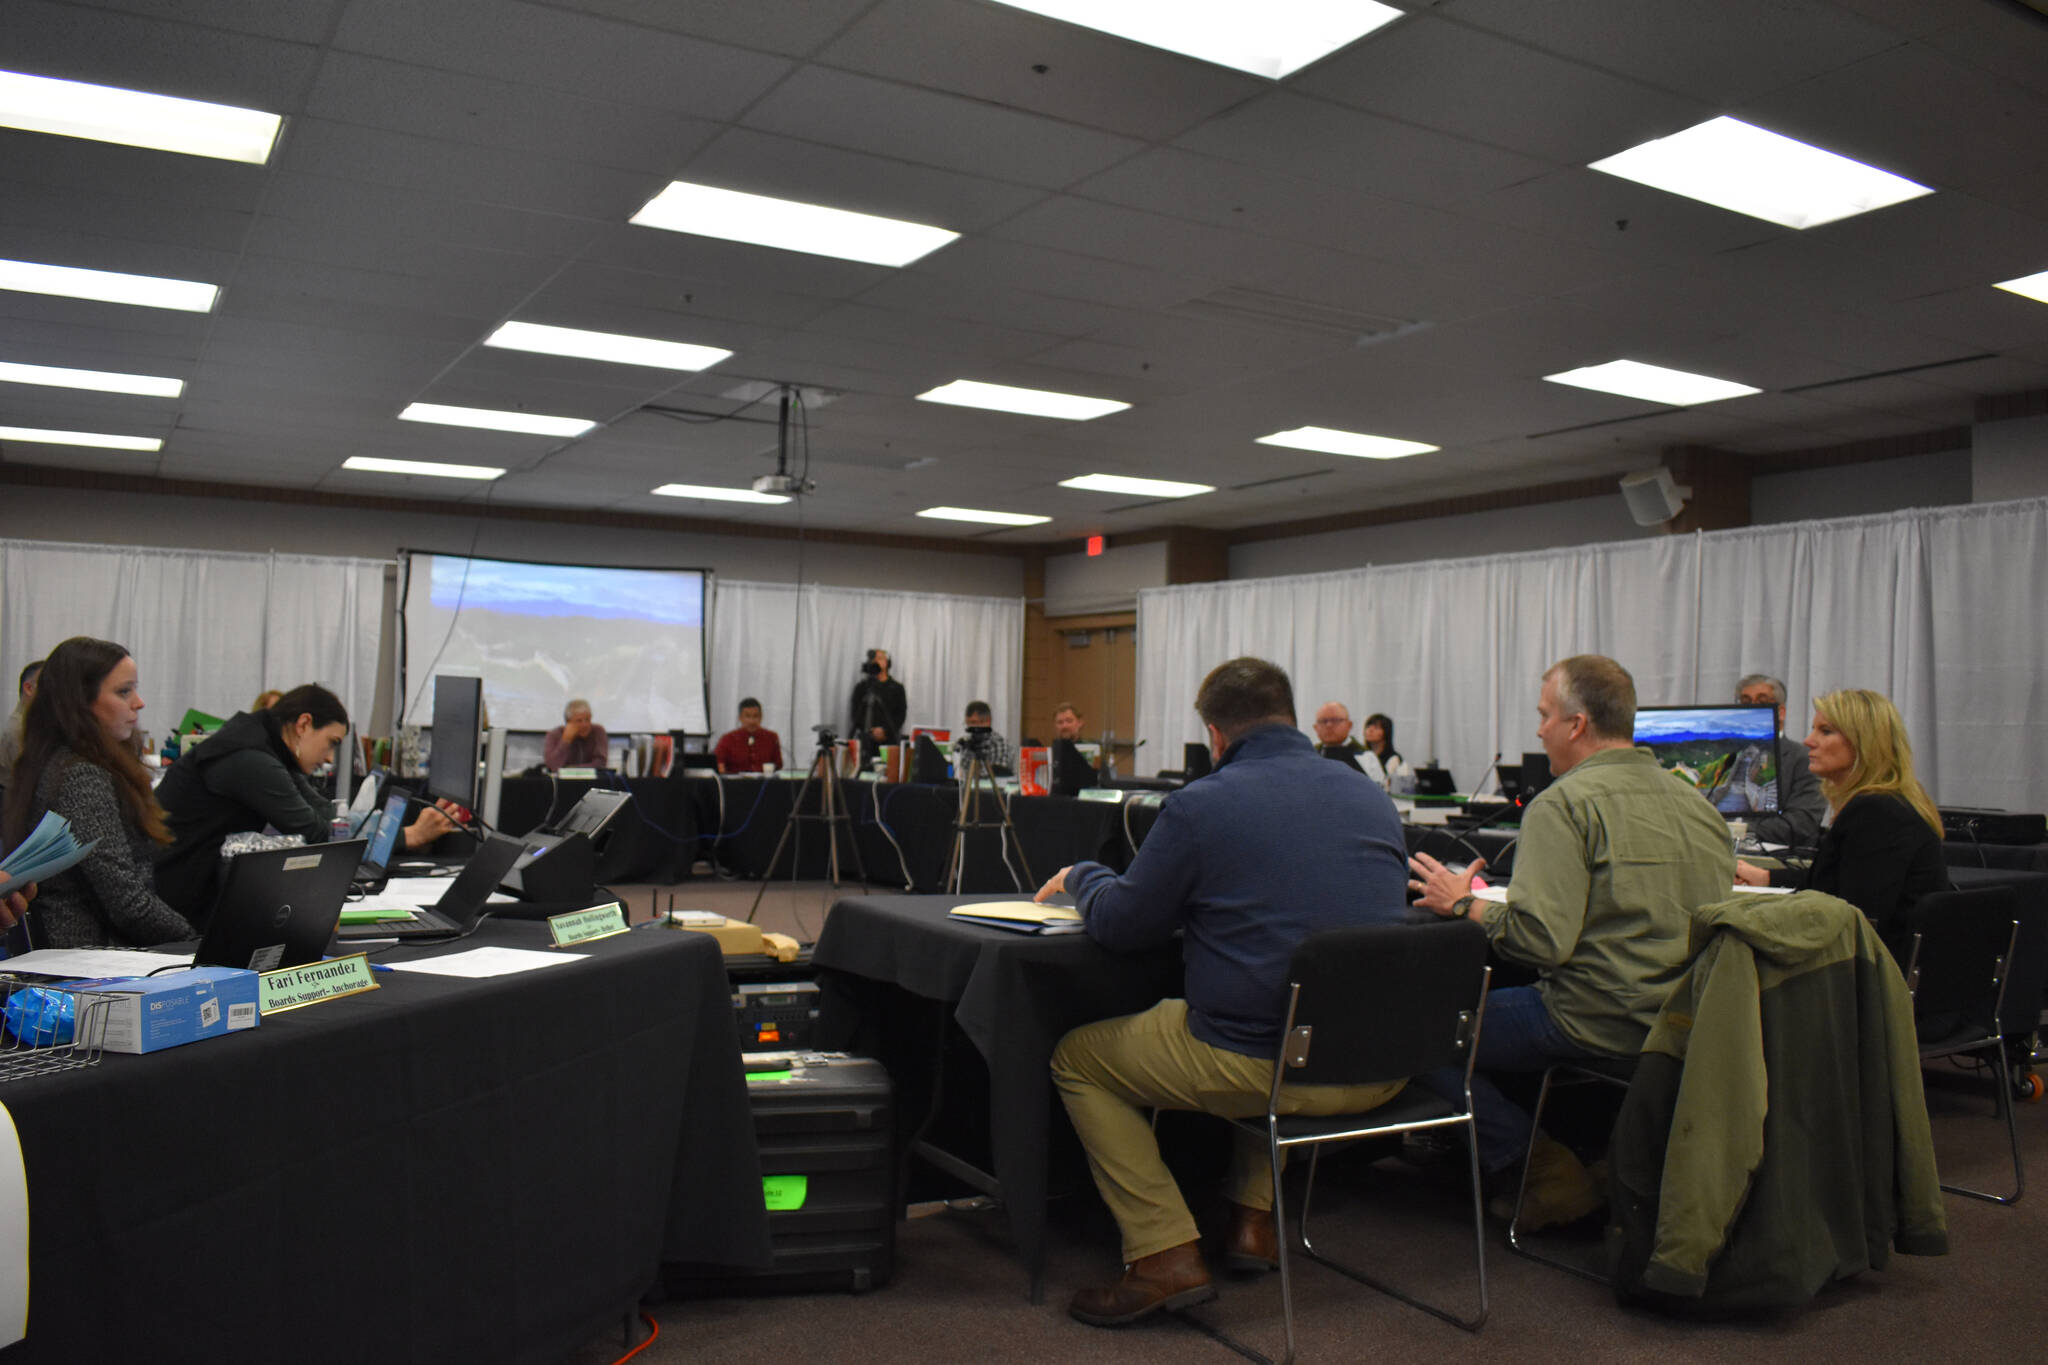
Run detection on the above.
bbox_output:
[956,699,1014,774]
[1408,654,1734,1228]
[543,699,608,771]
[1311,700,1366,772]
[713,697,782,774]
[0,658,42,790]
[1736,673,1828,849]
[1039,657,1410,1327]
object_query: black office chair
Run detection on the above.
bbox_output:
[1904,885,2025,1205]
[1503,1055,1637,1279]
[1219,919,1492,1364]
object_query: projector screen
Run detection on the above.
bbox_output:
[400,551,710,734]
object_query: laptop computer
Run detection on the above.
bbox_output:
[333,833,527,941]
[341,772,383,836]
[355,791,410,882]
[194,839,366,972]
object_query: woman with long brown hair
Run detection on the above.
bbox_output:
[1736,686,1946,962]
[0,637,195,947]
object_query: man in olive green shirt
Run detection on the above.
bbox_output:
[1409,654,1734,1226]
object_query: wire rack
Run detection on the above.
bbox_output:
[0,978,115,1080]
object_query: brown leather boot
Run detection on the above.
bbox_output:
[1224,1202,1279,1274]
[1068,1241,1216,1326]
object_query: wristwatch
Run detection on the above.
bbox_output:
[1451,894,1477,918]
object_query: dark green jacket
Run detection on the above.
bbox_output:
[1610,891,1947,1312]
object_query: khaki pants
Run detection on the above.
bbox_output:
[1051,998,1404,1263]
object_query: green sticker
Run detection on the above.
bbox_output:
[762,1175,808,1211]
[747,1069,793,1083]
[547,902,629,947]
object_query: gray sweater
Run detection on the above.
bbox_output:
[26,751,195,947]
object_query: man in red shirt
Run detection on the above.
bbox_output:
[713,697,783,774]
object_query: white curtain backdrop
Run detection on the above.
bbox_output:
[0,540,387,735]
[709,581,1024,756]
[1138,497,2048,812]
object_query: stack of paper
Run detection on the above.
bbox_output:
[946,901,1087,935]
[0,811,98,897]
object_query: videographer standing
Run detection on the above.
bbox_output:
[849,648,906,763]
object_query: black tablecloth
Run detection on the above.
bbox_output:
[495,775,698,884]
[811,895,1182,1288]
[0,920,768,1365]
[689,777,1158,894]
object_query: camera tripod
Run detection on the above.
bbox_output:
[945,746,1035,893]
[748,730,869,922]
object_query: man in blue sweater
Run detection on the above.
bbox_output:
[1038,657,1410,1327]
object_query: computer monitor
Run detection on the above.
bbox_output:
[1182,742,1213,781]
[1052,739,1098,797]
[427,674,484,809]
[1633,704,1780,818]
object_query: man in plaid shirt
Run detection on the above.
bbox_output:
[957,700,1015,775]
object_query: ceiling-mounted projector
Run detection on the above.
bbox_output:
[752,472,815,496]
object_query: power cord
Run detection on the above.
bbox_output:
[607,1311,661,1364]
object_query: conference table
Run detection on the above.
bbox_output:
[686,775,1161,893]
[0,919,770,1365]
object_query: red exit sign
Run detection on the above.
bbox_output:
[1085,535,1105,557]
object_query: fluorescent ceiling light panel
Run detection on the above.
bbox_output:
[916,506,1052,526]
[630,181,957,267]
[0,359,182,398]
[0,258,218,312]
[1059,473,1214,498]
[1256,426,1438,460]
[1993,269,2048,305]
[0,69,282,164]
[651,483,792,505]
[398,402,595,438]
[342,456,503,480]
[1588,116,1932,229]
[917,379,1129,421]
[988,1,1404,80]
[0,425,161,451]
[483,321,731,372]
[1544,359,1761,406]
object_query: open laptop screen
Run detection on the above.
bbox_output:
[1633,704,1780,817]
[363,792,409,872]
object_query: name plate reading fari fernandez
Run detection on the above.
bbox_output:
[259,953,379,1015]
[548,903,630,948]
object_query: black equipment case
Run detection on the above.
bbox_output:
[666,1052,895,1295]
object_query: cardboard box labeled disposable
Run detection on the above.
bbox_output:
[76,966,261,1054]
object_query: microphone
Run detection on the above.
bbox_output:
[1471,751,1504,797]
[1431,786,1528,873]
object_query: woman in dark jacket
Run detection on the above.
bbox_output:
[154,684,452,922]
[1,637,195,947]
[1737,687,1946,963]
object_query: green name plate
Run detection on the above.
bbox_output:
[548,902,629,947]
[259,953,379,1015]
[762,1175,808,1211]
[1076,787,1126,803]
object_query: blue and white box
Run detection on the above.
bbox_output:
[74,967,261,1054]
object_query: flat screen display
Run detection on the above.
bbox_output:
[1633,704,1780,817]
[427,674,483,808]
[400,552,709,734]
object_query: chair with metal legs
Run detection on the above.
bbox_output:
[1904,885,2026,1205]
[1215,918,1494,1365]
[1501,1055,1636,1280]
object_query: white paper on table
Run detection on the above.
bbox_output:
[352,879,517,917]
[0,1101,24,1347]
[384,946,586,979]
[1735,883,1795,895]
[0,949,193,978]
[1472,885,1510,904]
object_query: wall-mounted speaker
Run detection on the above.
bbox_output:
[1619,467,1693,526]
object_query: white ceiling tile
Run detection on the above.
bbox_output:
[1443,0,1902,104]
[536,0,876,57]
[742,65,1147,189]
[5,0,325,110]
[1294,13,1710,163]
[1173,92,1552,209]
[331,0,792,118]
[817,0,1267,141]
